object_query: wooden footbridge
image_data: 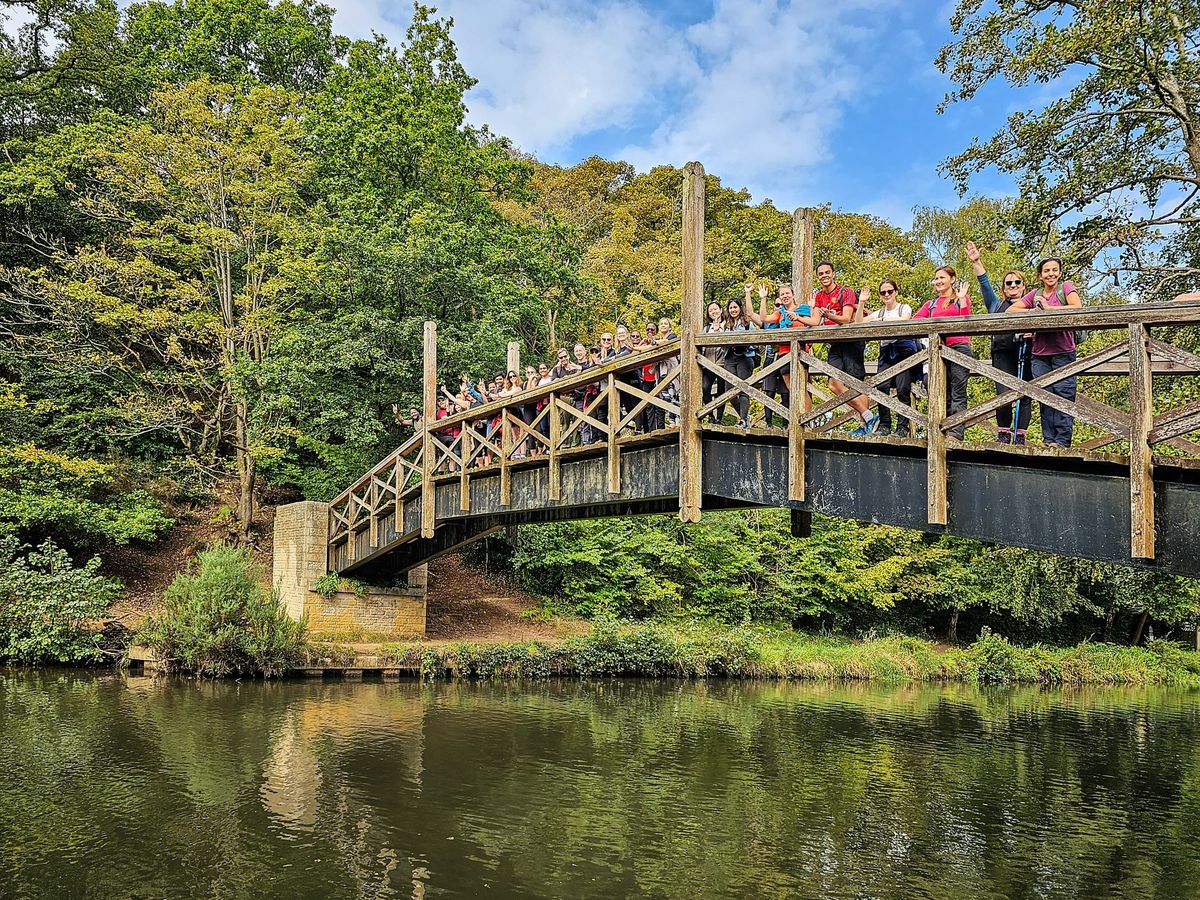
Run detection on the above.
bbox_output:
[327,164,1200,582]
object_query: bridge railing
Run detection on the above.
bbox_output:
[689,299,1200,558]
[327,431,424,566]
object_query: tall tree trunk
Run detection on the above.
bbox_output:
[1131,610,1149,647]
[948,607,960,644]
[234,400,255,546]
[1104,604,1117,642]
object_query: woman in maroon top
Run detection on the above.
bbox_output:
[913,265,974,440]
[1006,257,1082,447]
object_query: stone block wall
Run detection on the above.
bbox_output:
[303,588,426,635]
[272,501,428,636]
[273,501,330,622]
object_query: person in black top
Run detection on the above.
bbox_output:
[966,240,1032,444]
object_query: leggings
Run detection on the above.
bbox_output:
[722,354,754,424]
[702,368,725,422]
[991,342,1032,433]
[944,344,975,440]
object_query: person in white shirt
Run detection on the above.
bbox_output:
[862,280,916,437]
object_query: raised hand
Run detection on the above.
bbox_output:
[965,240,981,263]
[744,282,754,297]
[757,282,769,301]
[956,281,971,304]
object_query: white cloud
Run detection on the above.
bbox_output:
[618,0,901,194]
[332,0,912,208]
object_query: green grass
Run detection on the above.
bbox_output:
[364,621,1200,686]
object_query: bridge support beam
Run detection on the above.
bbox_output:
[678,160,705,523]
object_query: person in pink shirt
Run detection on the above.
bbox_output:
[913,265,974,439]
[1006,257,1082,447]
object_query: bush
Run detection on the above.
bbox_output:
[0,536,121,664]
[966,632,1038,683]
[140,545,307,677]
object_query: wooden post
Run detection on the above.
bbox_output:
[549,395,562,501]
[500,410,512,507]
[368,473,379,548]
[792,208,814,301]
[607,372,621,494]
[790,509,812,538]
[421,321,437,538]
[926,333,948,526]
[678,160,705,523]
[507,341,521,379]
[787,340,806,502]
[1129,323,1155,559]
[459,426,471,511]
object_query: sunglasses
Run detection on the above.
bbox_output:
[1004,279,1025,287]
[879,288,896,296]
[601,337,612,342]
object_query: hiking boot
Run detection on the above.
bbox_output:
[1014,430,1027,446]
[864,412,880,434]
[996,429,1011,444]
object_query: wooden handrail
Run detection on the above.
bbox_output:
[435,340,681,430]
[694,300,1200,345]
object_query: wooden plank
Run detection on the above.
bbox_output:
[1129,323,1155,559]
[793,208,814,301]
[941,340,1130,432]
[368,471,379,548]
[798,348,929,428]
[421,321,437,539]
[548,395,562,501]
[926,334,948,526]
[696,352,791,421]
[459,425,471,511]
[500,409,512,507]
[1148,397,1200,444]
[943,346,1131,437]
[787,341,806,502]
[679,326,703,523]
[607,372,620,494]
[693,300,1200,346]
[437,341,679,430]
[507,341,521,378]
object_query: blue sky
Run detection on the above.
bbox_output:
[338,1,1033,228]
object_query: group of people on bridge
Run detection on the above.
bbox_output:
[396,242,1091,470]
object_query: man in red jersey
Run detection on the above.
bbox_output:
[813,261,877,435]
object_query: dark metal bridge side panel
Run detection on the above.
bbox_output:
[703,438,1200,576]
[436,443,681,519]
[702,439,930,530]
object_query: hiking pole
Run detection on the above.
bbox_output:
[1010,338,1029,444]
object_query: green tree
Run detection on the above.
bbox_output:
[938,0,1200,296]
[2,77,315,541]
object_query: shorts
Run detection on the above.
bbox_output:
[827,341,866,382]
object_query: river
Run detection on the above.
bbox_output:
[2,670,1199,898]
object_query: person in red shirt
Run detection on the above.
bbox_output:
[913,265,975,440]
[813,261,877,435]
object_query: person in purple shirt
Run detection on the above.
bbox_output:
[1006,257,1082,447]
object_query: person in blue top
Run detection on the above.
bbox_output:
[966,240,1032,444]
[748,281,819,418]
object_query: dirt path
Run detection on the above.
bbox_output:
[421,555,582,644]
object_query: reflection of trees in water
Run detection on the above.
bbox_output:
[414,680,1200,898]
[3,673,1200,898]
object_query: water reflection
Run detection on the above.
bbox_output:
[1,671,1199,899]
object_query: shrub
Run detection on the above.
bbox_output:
[0,536,121,664]
[967,632,1038,684]
[140,545,307,677]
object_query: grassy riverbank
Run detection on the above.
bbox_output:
[328,621,1200,686]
